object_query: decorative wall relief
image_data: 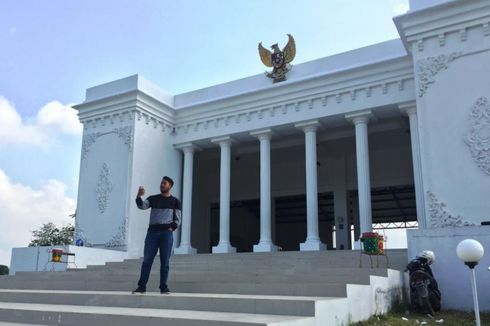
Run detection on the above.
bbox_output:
[115,126,133,149]
[416,52,462,97]
[464,97,490,175]
[427,191,474,228]
[74,219,92,247]
[81,126,133,160]
[104,217,127,247]
[95,163,113,214]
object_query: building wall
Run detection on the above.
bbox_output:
[75,121,133,249]
[419,50,490,226]
[396,0,490,227]
[394,1,490,311]
[9,245,128,275]
[73,76,181,258]
[126,114,182,257]
[407,227,490,311]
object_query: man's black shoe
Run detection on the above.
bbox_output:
[132,287,146,294]
[160,287,170,294]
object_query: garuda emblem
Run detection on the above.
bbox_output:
[258,34,296,83]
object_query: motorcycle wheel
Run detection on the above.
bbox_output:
[419,296,435,316]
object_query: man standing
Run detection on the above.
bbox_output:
[132,176,181,294]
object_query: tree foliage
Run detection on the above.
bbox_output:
[28,222,74,247]
[0,265,8,275]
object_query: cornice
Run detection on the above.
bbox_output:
[395,0,490,53]
[172,57,414,143]
[75,89,175,126]
[75,90,175,133]
[175,56,412,121]
[74,52,415,142]
[74,91,138,121]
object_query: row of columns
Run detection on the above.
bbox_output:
[174,103,424,254]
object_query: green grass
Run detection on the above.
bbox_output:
[351,310,490,325]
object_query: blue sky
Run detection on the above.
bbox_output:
[0,0,409,266]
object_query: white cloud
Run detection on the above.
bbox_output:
[0,96,82,148]
[0,169,75,266]
[390,0,410,15]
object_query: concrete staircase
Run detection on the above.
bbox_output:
[0,249,407,325]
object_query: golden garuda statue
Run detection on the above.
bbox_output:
[258,34,296,83]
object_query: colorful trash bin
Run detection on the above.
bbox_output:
[51,248,63,262]
[361,232,384,255]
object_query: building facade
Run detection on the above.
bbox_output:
[9,0,490,310]
[73,0,490,258]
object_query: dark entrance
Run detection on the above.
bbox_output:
[210,193,334,252]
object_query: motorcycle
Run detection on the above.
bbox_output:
[408,269,441,315]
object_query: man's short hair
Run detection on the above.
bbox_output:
[162,176,174,187]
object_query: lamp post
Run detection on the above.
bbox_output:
[456,239,485,326]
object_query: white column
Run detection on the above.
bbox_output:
[174,143,198,254]
[346,111,373,235]
[400,102,426,228]
[211,136,236,253]
[251,129,277,252]
[295,120,326,251]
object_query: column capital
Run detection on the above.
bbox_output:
[175,142,201,153]
[398,101,417,116]
[211,136,237,147]
[345,110,373,125]
[295,120,320,133]
[250,128,273,140]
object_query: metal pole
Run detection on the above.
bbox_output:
[35,246,40,272]
[470,268,481,326]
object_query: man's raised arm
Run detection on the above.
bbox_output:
[135,186,150,209]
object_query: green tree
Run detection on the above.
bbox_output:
[0,265,8,275]
[28,222,74,247]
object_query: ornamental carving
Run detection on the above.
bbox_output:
[427,191,474,228]
[464,97,490,175]
[95,163,113,214]
[81,126,133,160]
[416,52,462,97]
[115,126,133,150]
[74,220,92,247]
[104,217,127,247]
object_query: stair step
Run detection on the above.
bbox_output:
[0,279,350,296]
[0,290,342,317]
[0,302,315,326]
[0,322,49,326]
[11,268,388,283]
[0,251,407,325]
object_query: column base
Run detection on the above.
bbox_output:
[174,244,197,255]
[212,242,236,254]
[300,239,326,251]
[253,241,278,252]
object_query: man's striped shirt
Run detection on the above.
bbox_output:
[136,195,181,231]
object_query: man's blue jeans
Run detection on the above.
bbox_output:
[137,229,173,291]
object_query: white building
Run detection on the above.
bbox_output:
[10,0,490,311]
